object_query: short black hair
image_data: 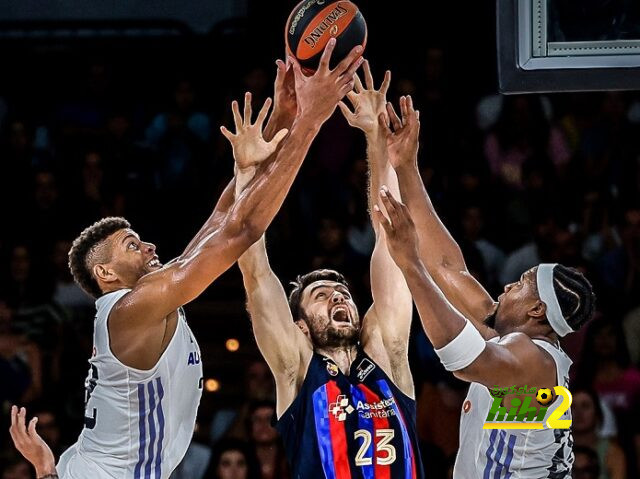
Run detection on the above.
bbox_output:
[68,217,131,298]
[288,269,349,321]
[551,265,596,332]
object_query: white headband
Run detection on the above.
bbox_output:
[536,263,573,337]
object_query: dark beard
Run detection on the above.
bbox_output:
[309,323,359,348]
[326,325,359,347]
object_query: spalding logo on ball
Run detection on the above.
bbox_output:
[286,0,367,71]
[536,388,553,405]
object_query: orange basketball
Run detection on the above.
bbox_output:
[285,0,367,71]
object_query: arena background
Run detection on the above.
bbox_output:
[1,1,640,477]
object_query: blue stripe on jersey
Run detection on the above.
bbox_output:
[134,384,147,479]
[483,429,498,479]
[492,431,507,478]
[154,378,165,479]
[312,385,334,479]
[146,381,158,478]
[376,380,413,479]
[350,385,375,479]
[503,435,517,479]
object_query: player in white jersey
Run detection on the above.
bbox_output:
[370,96,595,478]
[8,43,364,479]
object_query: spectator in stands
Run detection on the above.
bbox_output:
[247,401,289,479]
[578,319,640,476]
[573,446,602,479]
[572,387,627,479]
[206,438,260,479]
[211,360,275,443]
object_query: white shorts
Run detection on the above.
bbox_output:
[57,444,116,479]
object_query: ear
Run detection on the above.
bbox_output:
[295,319,310,338]
[93,263,117,285]
[529,300,547,320]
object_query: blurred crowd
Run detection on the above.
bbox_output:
[2,19,640,479]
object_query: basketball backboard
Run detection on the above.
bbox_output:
[497,0,640,93]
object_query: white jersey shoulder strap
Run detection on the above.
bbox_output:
[95,289,131,320]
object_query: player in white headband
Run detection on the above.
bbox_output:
[374,96,595,479]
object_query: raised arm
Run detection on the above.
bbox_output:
[374,189,554,389]
[238,233,311,417]
[181,58,298,259]
[382,97,497,338]
[111,41,364,329]
[230,144,311,418]
[338,61,414,397]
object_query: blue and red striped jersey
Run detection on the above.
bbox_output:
[276,350,424,479]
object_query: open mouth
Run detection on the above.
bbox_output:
[147,257,161,268]
[331,305,350,323]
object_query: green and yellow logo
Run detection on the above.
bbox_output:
[483,385,572,430]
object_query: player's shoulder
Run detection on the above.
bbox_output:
[497,332,554,363]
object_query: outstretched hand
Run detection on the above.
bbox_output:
[221,92,289,170]
[9,405,56,477]
[338,60,390,134]
[373,186,421,269]
[291,37,364,128]
[379,95,420,169]
[272,58,297,124]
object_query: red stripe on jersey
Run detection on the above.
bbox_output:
[397,401,417,479]
[326,380,352,479]
[358,384,392,479]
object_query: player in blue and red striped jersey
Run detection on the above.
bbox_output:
[236,50,424,479]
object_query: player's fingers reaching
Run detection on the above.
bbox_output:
[255,97,273,129]
[10,404,17,429]
[290,56,306,84]
[379,187,396,217]
[353,72,364,94]
[9,406,19,444]
[231,100,242,132]
[406,94,415,113]
[345,90,358,108]
[378,112,391,136]
[386,102,402,131]
[338,101,356,125]
[220,126,235,142]
[373,204,393,234]
[268,128,289,151]
[399,96,408,124]
[363,59,374,90]
[380,70,391,96]
[243,92,252,127]
[382,185,403,209]
[340,57,365,86]
[404,95,418,125]
[17,407,27,437]
[318,37,337,73]
[339,80,356,98]
[333,44,364,77]
[27,416,40,440]
[275,59,286,88]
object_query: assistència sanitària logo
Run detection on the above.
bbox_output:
[482,385,572,430]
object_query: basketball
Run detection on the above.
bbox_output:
[285,0,367,71]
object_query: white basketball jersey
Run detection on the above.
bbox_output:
[57,289,203,479]
[453,338,574,479]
